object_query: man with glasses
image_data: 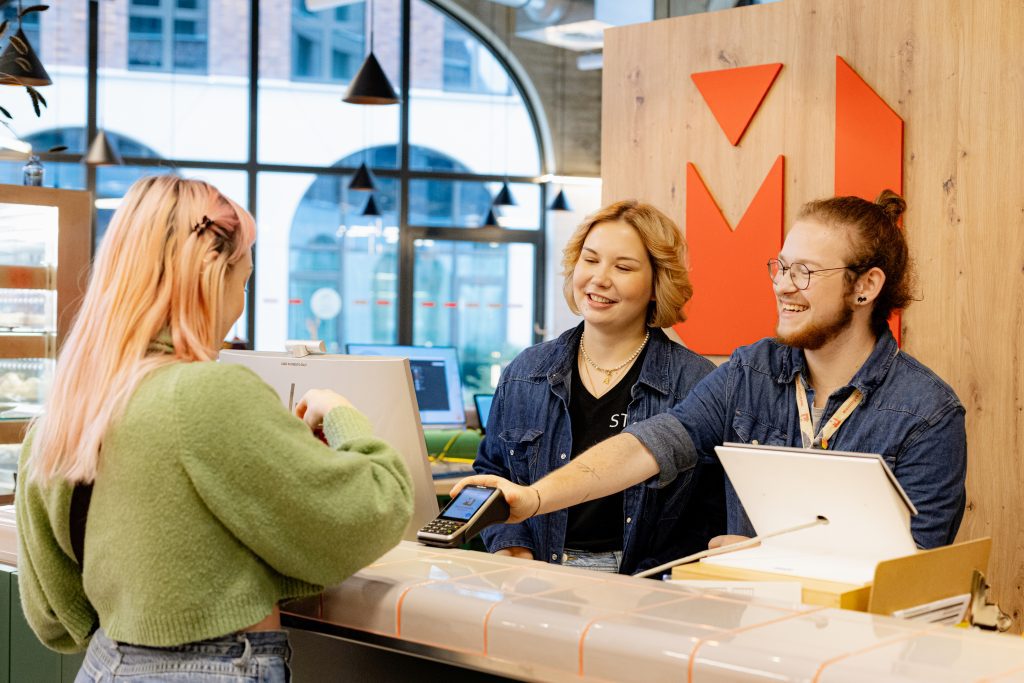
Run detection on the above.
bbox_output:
[455,191,966,552]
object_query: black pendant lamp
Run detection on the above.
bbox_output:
[343,1,399,105]
[549,188,572,212]
[0,28,51,86]
[481,207,500,228]
[343,53,398,105]
[349,162,376,192]
[361,195,381,217]
[493,181,517,207]
[84,129,123,166]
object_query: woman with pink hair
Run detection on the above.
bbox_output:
[16,175,413,681]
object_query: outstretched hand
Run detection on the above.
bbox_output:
[450,474,541,524]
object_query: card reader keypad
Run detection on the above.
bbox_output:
[421,519,464,536]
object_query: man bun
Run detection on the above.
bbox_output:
[875,189,906,224]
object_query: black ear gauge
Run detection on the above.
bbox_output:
[857,296,867,303]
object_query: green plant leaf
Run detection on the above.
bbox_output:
[25,86,45,116]
[29,86,46,108]
[19,5,49,18]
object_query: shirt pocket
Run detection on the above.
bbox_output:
[731,411,788,447]
[497,427,545,485]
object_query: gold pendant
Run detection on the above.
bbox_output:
[603,372,611,385]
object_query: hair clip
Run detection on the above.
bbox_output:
[192,215,215,235]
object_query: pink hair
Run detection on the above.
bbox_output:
[27,175,256,483]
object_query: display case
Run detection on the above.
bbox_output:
[0,186,92,493]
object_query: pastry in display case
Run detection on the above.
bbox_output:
[0,358,51,416]
[0,185,91,494]
[0,289,54,331]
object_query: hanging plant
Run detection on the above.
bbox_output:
[0,0,51,91]
[0,0,61,152]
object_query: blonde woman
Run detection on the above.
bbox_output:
[17,176,413,681]
[473,200,723,575]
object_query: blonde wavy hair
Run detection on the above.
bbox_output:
[28,175,256,483]
[561,200,693,327]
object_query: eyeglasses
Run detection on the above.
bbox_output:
[767,259,856,291]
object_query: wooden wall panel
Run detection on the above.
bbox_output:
[602,0,1024,628]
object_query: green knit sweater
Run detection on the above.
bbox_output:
[16,361,414,652]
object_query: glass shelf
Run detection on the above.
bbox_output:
[0,358,52,411]
[0,289,54,333]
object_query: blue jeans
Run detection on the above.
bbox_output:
[563,549,623,573]
[76,628,291,682]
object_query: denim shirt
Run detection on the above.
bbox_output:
[474,324,721,574]
[624,330,967,549]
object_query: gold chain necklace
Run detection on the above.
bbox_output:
[579,329,650,385]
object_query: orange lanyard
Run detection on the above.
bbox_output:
[794,373,863,450]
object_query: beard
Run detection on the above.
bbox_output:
[775,301,855,350]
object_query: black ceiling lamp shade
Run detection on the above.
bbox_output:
[343,52,399,105]
[84,129,123,166]
[549,188,572,212]
[343,0,398,105]
[481,207,500,228]
[0,28,51,87]
[361,195,381,217]
[493,181,517,207]
[348,162,376,191]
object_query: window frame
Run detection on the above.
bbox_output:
[127,0,209,74]
[47,0,550,352]
[289,0,365,84]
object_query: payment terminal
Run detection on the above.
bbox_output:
[417,485,510,549]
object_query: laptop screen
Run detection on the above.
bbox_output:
[346,344,466,427]
[473,393,494,432]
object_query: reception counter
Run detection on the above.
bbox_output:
[1,506,1024,681]
[281,541,1024,682]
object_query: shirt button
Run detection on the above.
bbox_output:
[626,517,632,524]
[551,553,559,561]
[751,439,759,445]
[560,453,567,460]
[510,449,514,455]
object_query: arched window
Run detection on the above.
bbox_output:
[258,0,546,401]
[4,0,548,400]
[288,144,497,345]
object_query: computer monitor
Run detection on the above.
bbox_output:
[346,344,466,429]
[218,350,439,541]
[473,393,494,433]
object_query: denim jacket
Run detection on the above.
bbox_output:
[474,324,721,574]
[624,330,967,549]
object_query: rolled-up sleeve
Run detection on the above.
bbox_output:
[624,413,697,488]
[625,361,732,488]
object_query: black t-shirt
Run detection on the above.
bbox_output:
[564,344,648,552]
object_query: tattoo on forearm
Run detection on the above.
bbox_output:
[573,462,600,504]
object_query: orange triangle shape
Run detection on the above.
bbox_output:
[691,63,783,146]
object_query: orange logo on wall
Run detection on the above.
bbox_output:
[676,57,904,355]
